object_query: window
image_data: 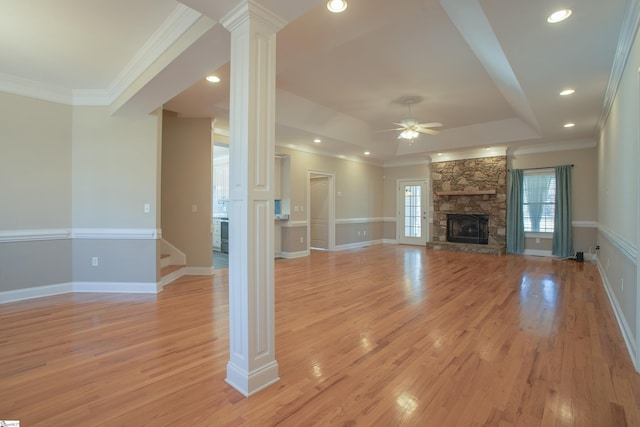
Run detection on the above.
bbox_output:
[523,170,556,233]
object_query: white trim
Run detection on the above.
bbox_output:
[523,249,553,257]
[226,360,280,397]
[335,240,384,251]
[0,282,73,304]
[280,221,307,228]
[383,157,431,168]
[525,232,552,239]
[74,282,161,294]
[72,228,160,240]
[597,259,639,371]
[161,238,186,265]
[382,239,398,244]
[598,223,637,262]
[335,217,387,224]
[186,267,214,276]
[160,266,187,288]
[74,5,203,106]
[0,228,71,243]
[279,250,309,259]
[599,0,640,130]
[508,139,597,156]
[0,72,73,105]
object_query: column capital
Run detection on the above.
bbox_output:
[221,0,287,33]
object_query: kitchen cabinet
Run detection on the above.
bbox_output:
[213,218,222,251]
[274,156,282,200]
[215,163,229,202]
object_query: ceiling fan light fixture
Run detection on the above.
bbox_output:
[399,129,419,140]
[327,0,347,13]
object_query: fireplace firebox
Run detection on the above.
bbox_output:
[447,214,489,244]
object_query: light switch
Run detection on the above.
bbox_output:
[192,204,198,213]
[144,203,150,213]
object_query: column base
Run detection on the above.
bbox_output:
[226,360,280,397]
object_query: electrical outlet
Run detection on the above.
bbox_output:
[357,231,361,237]
[192,204,198,213]
[535,237,540,244]
[363,230,367,236]
[294,206,299,212]
[299,236,304,243]
[92,257,99,267]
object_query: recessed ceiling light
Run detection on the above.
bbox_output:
[364,151,371,156]
[560,89,575,96]
[564,122,575,128]
[206,75,220,83]
[437,153,443,156]
[313,138,322,143]
[547,9,572,23]
[485,147,491,150]
[327,0,347,13]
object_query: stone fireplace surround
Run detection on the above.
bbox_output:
[427,156,507,255]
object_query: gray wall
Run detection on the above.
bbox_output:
[0,93,73,292]
[0,94,162,297]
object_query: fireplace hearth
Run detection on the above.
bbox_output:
[447,214,489,245]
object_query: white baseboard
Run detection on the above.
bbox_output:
[74,282,161,294]
[382,239,398,244]
[186,267,214,276]
[0,282,73,303]
[524,249,553,257]
[335,239,383,251]
[596,259,639,372]
[280,250,309,259]
[0,280,161,304]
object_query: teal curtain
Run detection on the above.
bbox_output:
[552,165,573,257]
[506,169,524,254]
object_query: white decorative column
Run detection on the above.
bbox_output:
[221,1,285,397]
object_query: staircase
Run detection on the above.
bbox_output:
[160,242,186,288]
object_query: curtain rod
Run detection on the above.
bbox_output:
[507,164,573,172]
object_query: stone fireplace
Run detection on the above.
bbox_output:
[427,156,506,255]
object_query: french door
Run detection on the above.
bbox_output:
[398,179,428,245]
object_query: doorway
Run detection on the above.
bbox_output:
[397,179,429,245]
[308,171,335,251]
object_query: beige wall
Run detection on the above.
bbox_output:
[0,92,72,229]
[597,20,640,362]
[509,146,599,254]
[161,112,212,268]
[277,148,384,222]
[72,106,160,229]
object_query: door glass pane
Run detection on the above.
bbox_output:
[404,185,422,238]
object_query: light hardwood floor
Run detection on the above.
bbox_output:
[1,245,639,426]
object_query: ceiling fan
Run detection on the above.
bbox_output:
[382,96,442,140]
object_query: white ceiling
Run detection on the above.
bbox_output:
[0,0,632,164]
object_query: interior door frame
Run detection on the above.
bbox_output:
[397,178,430,245]
[307,170,336,251]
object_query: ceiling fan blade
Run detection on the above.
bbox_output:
[417,122,443,128]
[416,127,440,135]
[376,127,405,132]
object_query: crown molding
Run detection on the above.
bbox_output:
[508,138,597,155]
[0,4,202,106]
[0,72,72,105]
[598,0,640,130]
[221,0,287,33]
[74,4,203,106]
